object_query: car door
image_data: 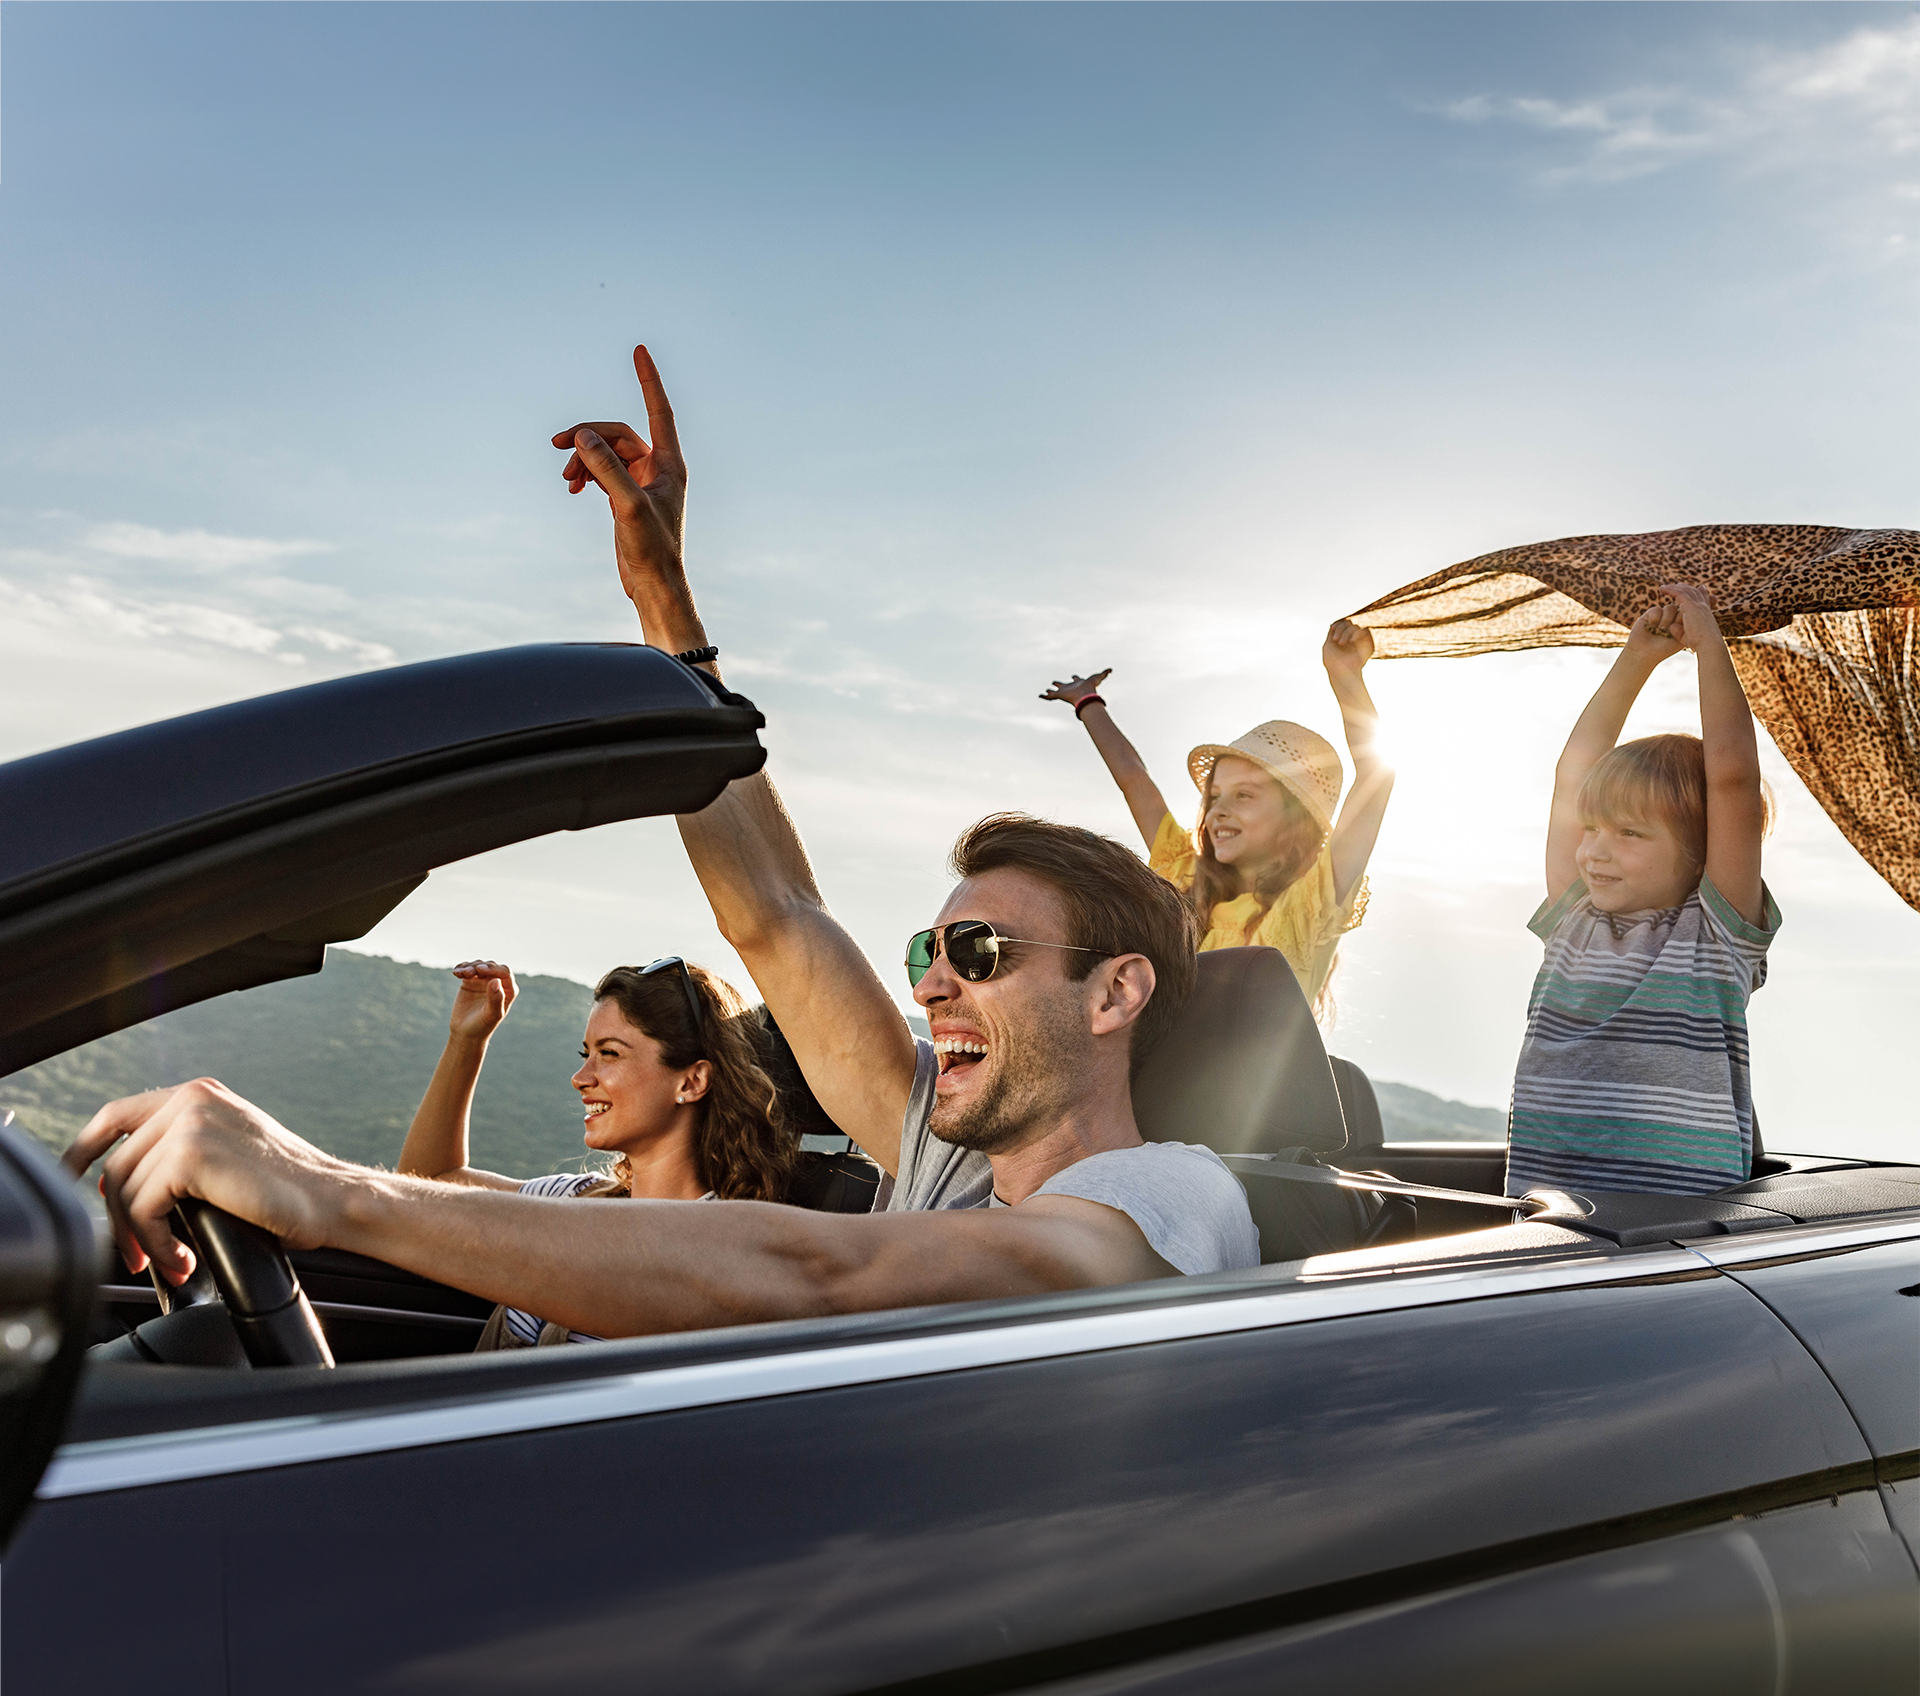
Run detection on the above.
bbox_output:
[9,1226,1915,1694]
[1697,1216,1920,1568]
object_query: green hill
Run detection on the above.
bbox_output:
[1,949,598,1180]
[1370,1079,1506,1142]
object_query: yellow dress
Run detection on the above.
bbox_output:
[1148,812,1369,1006]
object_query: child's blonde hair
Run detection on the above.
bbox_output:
[1578,733,1773,880]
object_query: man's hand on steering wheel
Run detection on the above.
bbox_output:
[63,1080,346,1286]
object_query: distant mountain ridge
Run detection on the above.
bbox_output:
[3,949,598,1179]
[1,950,1506,1167]
[1367,1078,1505,1143]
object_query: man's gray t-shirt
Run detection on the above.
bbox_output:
[870,1040,1260,1276]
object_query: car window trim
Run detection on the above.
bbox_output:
[37,1245,1693,1499]
[1688,1214,1920,1267]
[45,1218,1918,1501]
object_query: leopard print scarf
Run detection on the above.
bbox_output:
[1346,524,1920,911]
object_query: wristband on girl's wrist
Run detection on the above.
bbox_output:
[1073,694,1107,719]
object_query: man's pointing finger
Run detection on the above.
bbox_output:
[632,346,683,461]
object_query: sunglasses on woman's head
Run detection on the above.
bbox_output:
[904,920,1106,988]
[639,956,706,1043]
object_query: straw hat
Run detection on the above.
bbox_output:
[1187,721,1344,837]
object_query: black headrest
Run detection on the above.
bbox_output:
[1133,947,1349,1155]
[1327,1055,1384,1148]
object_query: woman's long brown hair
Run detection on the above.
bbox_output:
[1187,774,1323,942]
[579,963,801,1202]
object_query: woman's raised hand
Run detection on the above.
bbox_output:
[1322,618,1375,676]
[448,960,518,1042]
[1040,668,1113,707]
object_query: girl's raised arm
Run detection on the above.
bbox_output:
[1665,583,1767,926]
[396,960,524,1191]
[1545,604,1681,902]
[1041,670,1175,850]
[1323,620,1395,906]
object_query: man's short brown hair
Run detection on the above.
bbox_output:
[949,813,1198,1076]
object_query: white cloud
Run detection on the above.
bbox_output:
[286,623,399,666]
[0,570,410,764]
[85,521,333,573]
[1441,15,1920,196]
[1440,88,1731,185]
[147,600,290,655]
[1,574,348,663]
[0,511,397,676]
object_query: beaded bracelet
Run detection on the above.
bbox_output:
[672,645,720,666]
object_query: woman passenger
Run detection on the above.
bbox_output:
[398,956,799,1347]
[1041,619,1393,1013]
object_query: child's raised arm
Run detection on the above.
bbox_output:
[1040,669,1175,849]
[1545,602,1683,902]
[1323,619,1394,906]
[1665,582,1767,926]
[397,960,525,1190]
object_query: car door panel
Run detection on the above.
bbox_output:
[0,1488,232,1696]
[1701,1231,1920,1564]
[1031,1495,1916,1696]
[8,1263,1890,1694]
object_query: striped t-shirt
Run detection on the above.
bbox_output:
[1506,875,1782,1199]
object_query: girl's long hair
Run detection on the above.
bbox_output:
[578,963,801,1203]
[1187,776,1324,942]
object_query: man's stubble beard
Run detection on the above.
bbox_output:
[928,990,1087,1155]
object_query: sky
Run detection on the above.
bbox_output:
[2,2,1917,1158]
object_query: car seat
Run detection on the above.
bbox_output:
[751,1006,882,1215]
[1133,948,1380,1261]
[1327,1055,1384,1148]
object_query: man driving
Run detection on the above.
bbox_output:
[64,347,1258,1334]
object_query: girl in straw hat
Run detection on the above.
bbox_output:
[1042,619,1393,1012]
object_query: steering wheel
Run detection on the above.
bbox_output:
[173,1198,335,1368]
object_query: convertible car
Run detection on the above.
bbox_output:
[0,644,1915,1694]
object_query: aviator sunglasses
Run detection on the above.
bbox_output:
[639,956,707,1045]
[904,921,1106,988]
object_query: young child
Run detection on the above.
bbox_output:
[1508,583,1780,1199]
[1041,619,1393,1013]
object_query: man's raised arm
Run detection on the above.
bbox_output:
[554,346,917,1171]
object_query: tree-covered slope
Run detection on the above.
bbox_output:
[1,949,597,1179]
[1370,1079,1506,1141]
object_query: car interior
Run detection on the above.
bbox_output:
[78,942,1920,1397]
[1134,946,1920,1251]
[7,639,1911,1433]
